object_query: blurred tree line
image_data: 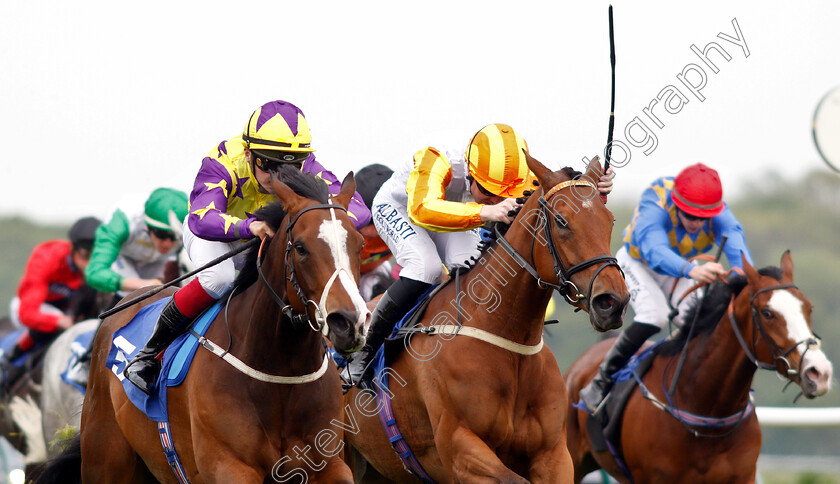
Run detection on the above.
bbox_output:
[0,169,838,455]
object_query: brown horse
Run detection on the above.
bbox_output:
[565,252,834,484]
[345,153,630,483]
[63,170,370,483]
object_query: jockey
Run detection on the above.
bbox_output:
[85,187,189,305]
[123,100,371,395]
[1,216,101,381]
[346,124,614,387]
[355,163,398,302]
[579,162,753,414]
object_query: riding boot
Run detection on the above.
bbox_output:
[0,344,26,389]
[345,292,403,390]
[579,323,660,414]
[123,298,191,395]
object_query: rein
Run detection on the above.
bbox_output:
[257,201,349,334]
[728,283,821,378]
[495,179,622,304]
[199,200,350,384]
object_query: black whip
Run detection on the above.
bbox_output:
[98,237,260,319]
[605,4,616,173]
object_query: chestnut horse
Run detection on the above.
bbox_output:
[345,153,630,483]
[565,252,834,484]
[42,171,372,483]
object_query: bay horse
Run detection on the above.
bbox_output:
[565,252,834,484]
[345,153,630,483]
[46,170,371,483]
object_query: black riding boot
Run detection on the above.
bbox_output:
[579,323,660,414]
[0,344,26,389]
[124,299,191,395]
[345,292,403,390]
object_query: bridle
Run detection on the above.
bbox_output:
[728,282,821,378]
[256,200,352,335]
[495,179,622,304]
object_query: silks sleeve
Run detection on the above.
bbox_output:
[85,209,130,293]
[406,147,483,232]
[16,244,62,332]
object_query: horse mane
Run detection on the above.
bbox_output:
[655,266,783,356]
[231,166,331,292]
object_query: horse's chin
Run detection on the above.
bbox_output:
[331,337,365,357]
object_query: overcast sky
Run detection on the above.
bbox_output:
[2,0,838,224]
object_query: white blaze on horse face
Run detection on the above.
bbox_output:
[318,219,369,320]
[768,290,833,389]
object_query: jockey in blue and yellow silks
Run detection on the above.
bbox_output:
[579,162,753,414]
[123,100,370,395]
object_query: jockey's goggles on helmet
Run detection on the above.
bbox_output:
[467,176,498,198]
[253,150,308,173]
[148,226,176,241]
[677,208,709,222]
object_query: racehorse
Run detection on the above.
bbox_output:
[0,284,108,473]
[565,252,834,484]
[345,153,630,483]
[40,318,99,458]
[53,169,370,483]
[39,234,198,460]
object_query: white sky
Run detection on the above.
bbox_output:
[2,0,838,224]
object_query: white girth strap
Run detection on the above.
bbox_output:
[426,325,544,355]
[197,336,330,384]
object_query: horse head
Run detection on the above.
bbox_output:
[269,171,371,355]
[739,251,833,398]
[517,151,629,332]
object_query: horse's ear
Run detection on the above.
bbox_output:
[334,171,356,210]
[742,253,761,288]
[584,156,604,180]
[523,149,558,189]
[780,250,794,282]
[270,177,303,212]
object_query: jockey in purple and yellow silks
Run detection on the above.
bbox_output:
[124,100,370,395]
[579,162,753,414]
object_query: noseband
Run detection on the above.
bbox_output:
[728,283,821,378]
[256,200,351,334]
[496,179,622,304]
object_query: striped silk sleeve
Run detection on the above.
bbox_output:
[406,147,483,232]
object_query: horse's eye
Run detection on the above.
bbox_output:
[761,309,775,320]
[554,215,568,228]
[294,242,308,256]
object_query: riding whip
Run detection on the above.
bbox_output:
[601,5,616,203]
[98,237,260,319]
[668,235,728,395]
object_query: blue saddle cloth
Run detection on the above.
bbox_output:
[60,328,97,394]
[105,297,223,422]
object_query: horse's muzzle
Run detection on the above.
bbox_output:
[589,292,629,332]
[327,310,368,355]
[800,356,834,398]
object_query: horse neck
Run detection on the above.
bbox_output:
[453,222,554,346]
[226,271,325,377]
[673,290,757,415]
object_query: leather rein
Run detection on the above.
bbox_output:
[495,179,622,304]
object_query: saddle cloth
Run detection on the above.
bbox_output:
[105,297,223,422]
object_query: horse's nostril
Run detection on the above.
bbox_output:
[326,312,353,336]
[592,294,617,313]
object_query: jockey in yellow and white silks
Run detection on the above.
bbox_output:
[345,124,615,388]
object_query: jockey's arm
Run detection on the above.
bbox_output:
[406,148,484,232]
[16,243,65,332]
[85,210,131,293]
